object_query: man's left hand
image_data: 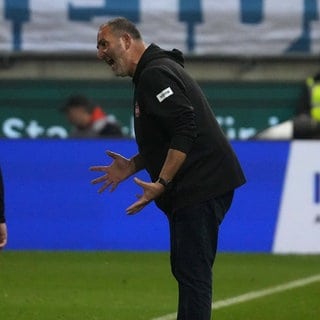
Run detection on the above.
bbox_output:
[126,177,165,214]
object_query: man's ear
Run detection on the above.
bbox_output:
[122,33,132,50]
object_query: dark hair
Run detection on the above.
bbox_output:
[100,17,142,40]
[61,95,94,112]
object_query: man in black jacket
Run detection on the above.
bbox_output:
[0,167,7,250]
[90,17,246,320]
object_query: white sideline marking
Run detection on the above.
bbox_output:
[151,274,320,320]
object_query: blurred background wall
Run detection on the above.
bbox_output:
[1,0,320,139]
[1,0,320,252]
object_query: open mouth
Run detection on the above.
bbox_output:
[104,57,115,66]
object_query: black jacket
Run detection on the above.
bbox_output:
[133,44,246,213]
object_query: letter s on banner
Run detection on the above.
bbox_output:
[3,118,24,138]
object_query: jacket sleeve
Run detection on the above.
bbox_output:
[139,67,197,154]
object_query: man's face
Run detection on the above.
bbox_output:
[97,26,130,77]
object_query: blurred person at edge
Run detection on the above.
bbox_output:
[90,17,246,320]
[61,95,124,138]
[0,166,8,250]
[299,71,320,121]
[293,71,320,139]
[251,72,320,140]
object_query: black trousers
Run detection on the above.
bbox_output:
[167,191,234,320]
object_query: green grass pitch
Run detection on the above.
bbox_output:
[0,252,319,320]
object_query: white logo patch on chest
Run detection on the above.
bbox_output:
[156,87,174,103]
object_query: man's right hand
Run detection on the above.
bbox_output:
[90,150,135,193]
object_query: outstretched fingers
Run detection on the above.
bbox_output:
[106,150,119,159]
[90,165,108,172]
[91,174,108,185]
[98,181,115,193]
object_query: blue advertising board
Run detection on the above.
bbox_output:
[0,139,290,252]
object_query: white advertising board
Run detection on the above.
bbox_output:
[273,141,320,253]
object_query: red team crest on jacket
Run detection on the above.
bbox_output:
[134,102,140,118]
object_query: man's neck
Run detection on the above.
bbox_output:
[129,41,147,77]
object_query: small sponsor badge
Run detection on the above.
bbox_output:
[156,87,174,103]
